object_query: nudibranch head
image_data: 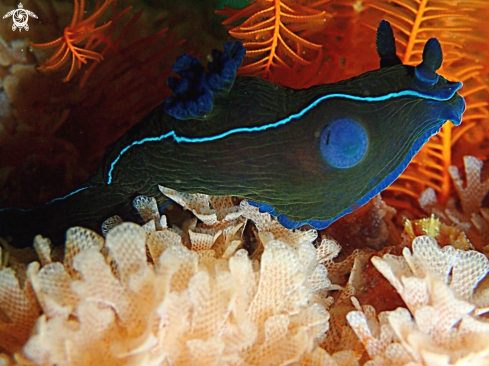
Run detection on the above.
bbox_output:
[134,21,466,232]
[248,20,465,229]
[373,20,464,125]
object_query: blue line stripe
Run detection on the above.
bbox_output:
[106,88,460,184]
[3,186,92,211]
[46,186,90,204]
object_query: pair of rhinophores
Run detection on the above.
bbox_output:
[0,21,465,248]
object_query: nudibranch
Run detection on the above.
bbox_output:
[0,21,465,248]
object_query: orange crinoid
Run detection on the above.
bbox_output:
[216,0,331,85]
[29,0,115,82]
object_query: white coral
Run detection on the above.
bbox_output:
[13,224,331,366]
[0,191,354,366]
[347,235,489,366]
[448,156,489,216]
[419,156,489,250]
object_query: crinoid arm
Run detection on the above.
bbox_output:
[28,0,117,82]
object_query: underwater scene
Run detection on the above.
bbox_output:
[0,0,488,364]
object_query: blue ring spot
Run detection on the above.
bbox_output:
[319,118,368,169]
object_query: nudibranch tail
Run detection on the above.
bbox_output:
[0,184,138,248]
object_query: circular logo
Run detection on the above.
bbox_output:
[3,3,38,32]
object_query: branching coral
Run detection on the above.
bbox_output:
[2,183,489,365]
[347,235,489,365]
[419,155,489,251]
[0,189,353,366]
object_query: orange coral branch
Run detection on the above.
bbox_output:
[29,0,123,83]
[217,0,331,82]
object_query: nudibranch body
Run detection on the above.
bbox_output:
[0,21,465,247]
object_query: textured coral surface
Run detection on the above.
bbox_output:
[1,188,488,365]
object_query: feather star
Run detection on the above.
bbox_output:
[29,0,114,82]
